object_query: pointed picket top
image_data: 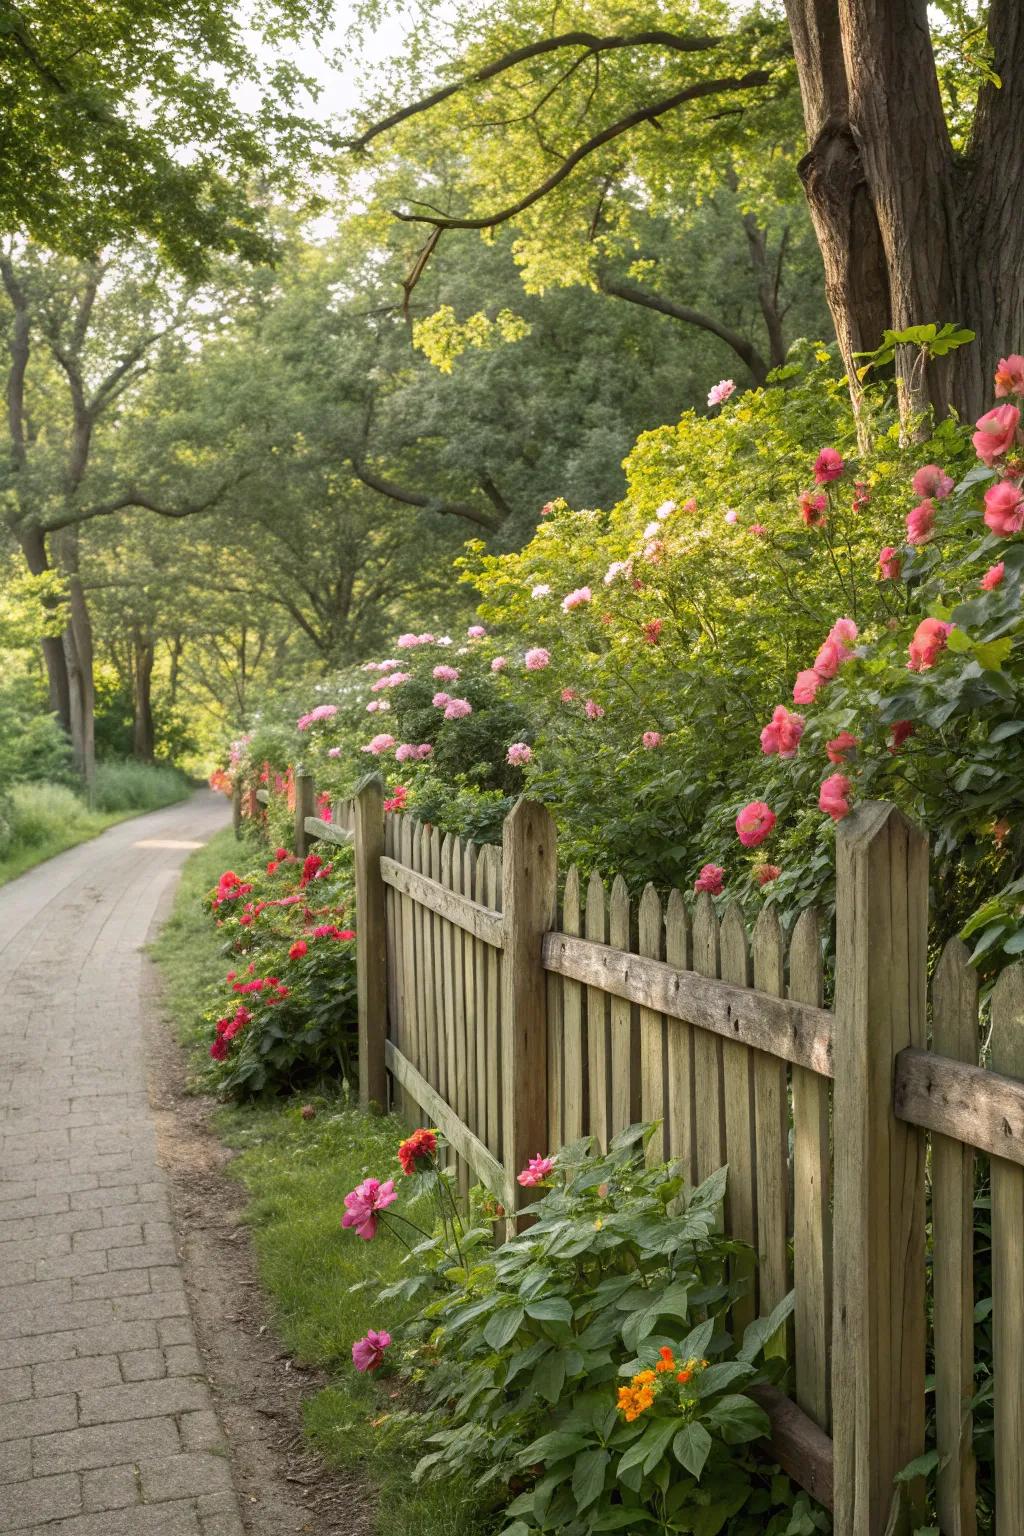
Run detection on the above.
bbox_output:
[692,891,720,977]
[719,902,750,986]
[788,908,823,1007]
[609,874,630,948]
[752,905,784,995]
[990,962,1024,1078]
[665,888,691,969]
[562,865,581,934]
[638,884,663,958]
[586,869,607,942]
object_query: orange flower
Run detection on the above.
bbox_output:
[633,1369,656,1386]
[677,1369,692,1384]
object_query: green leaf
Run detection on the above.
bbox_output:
[525,1296,573,1322]
[703,1392,770,1444]
[519,1429,591,1464]
[673,1421,712,1479]
[945,626,973,653]
[531,1348,566,1403]
[571,1448,609,1511]
[484,1305,525,1350]
[974,637,1013,671]
[895,1448,940,1482]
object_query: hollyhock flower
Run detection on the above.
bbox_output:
[361,734,396,756]
[562,587,592,612]
[524,647,551,670]
[889,720,915,753]
[397,1127,437,1175]
[906,500,937,544]
[584,699,605,719]
[561,688,577,703]
[799,490,828,527]
[912,464,954,500]
[517,1154,555,1187]
[341,1178,397,1241]
[707,379,736,407]
[506,742,533,765]
[531,583,551,598]
[793,669,822,705]
[604,560,631,584]
[724,509,739,525]
[754,864,781,886]
[210,1037,229,1062]
[973,403,1021,465]
[491,656,508,672]
[814,448,844,483]
[432,664,460,682]
[907,617,954,671]
[352,1330,391,1373]
[656,500,676,519]
[432,691,451,708]
[415,744,433,759]
[694,864,724,895]
[827,731,859,764]
[642,731,663,750]
[878,546,903,581]
[983,479,1024,536]
[760,705,805,758]
[982,561,1006,590]
[995,355,1024,398]
[467,625,486,639]
[819,773,852,821]
[736,801,776,848]
[444,698,472,719]
[642,618,663,645]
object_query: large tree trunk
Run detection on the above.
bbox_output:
[56,530,96,794]
[19,524,72,732]
[132,628,156,762]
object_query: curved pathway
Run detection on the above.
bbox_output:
[0,791,239,1536]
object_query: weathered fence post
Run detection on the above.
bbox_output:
[501,799,558,1225]
[232,777,242,838]
[354,773,388,1109]
[293,768,315,858]
[832,802,928,1535]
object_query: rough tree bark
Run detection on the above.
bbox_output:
[132,626,156,762]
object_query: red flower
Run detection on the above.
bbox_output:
[289,940,308,960]
[266,861,279,875]
[813,448,844,483]
[799,491,828,527]
[826,730,858,765]
[210,1037,229,1062]
[336,929,356,941]
[642,618,663,645]
[753,864,781,886]
[276,847,289,860]
[398,1128,438,1175]
[888,720,915,753]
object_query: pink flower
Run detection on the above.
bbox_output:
[643,538,665,562]
[911,464,954,500]
[296,704,338,730]
[642,618,663,645]
[415,744,433,760]
[736,801,776,848]
[793,669,822,705]
[517,1154,555,1187]
[749,523,767,537]
[760,705,805,759]
[562,587,592,612]
[561,688,577,703]
[531,583,551,598]
[524,647,551,671]
[467,625,486,639]
[852,480,871,511]
[973,404,1021,465]
[444,699,472,719]
[995,355,1024,398]
[396,633,420,648]
[395,744,417,763]
[813,639,845,680]
[707,378,736,407]
[907,617,954,672]
[432,692,451,708]
[432,664,460,682]
[819,774,852,821]
[906,500,937,544]
[371,671,412,691]
[328,746,342,758]
[361,734,396,755]
[642,731,663,750]
[540,501,554,516]
[604,560,631,585]
[366,699,389,713]
[826,730,858,764]
[724,509,739,525]
[799,491,828,527]
[341,1178,397,1241]
[506,742,533,766]
[814,448,844,483]
[754,864,781,886]
[982,561,1006,590]
[694,864,724,895]
[656,500,676,519]
[584,699,605,720]
[491,656,508,672]
[878,545,903,581]
[983,479,1024,536]
[829,617,858,648]
[889,720,915,753]
[352,1329,391,1373]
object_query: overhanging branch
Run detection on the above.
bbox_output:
[599,277,769,384]
[347,455,502,531]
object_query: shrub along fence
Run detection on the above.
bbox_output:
[238,768,1024,1535]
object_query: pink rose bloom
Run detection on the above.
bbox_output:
[983,479,1024,536]
[814,448,844,483]
[754,864,781,886]
[432,691,451,708]
[694,863,724,896]
[826,730,858,764]
[799,490,828,527]
[911,464,954,500]
[829,617,858,648]
[707,378,736,407]
[973,403,1021,465]
[352,1329,391,1373]
[467,625,486,639]
[432,664,460,682]
[819,773,852,821]
[415,744,433,759]
[889,720,915,753]
[813,638,845,680]
[642,731,663,750]
[361,734,396,756]
[444,699,472,719]
[517,1154,555,1187]
[981,561,1006,590]
[736,800,776,848]
[524,647,551,671]
[531,583,551,598]
[793,669,822,705]
[907,617,954,672]
[395,744,417,763]
[906,500,936,545]
[341,1178,397,1241]
[562,587,592,612]
[491,656,508,672]
[584,699,605,720]
[506,742,533,766]
[995,355,1024,398]
[328,746,342,758]
[561,688,577,703]
[724,509,739,525]
[760,705,805,759]
[878,545,902,581]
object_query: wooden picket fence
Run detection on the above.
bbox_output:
[239,770,1024,1535]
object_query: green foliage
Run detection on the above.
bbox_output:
[91,760,190,813]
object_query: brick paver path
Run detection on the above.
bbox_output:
[0,792,242,1536]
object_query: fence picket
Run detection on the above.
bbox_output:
[481,845,501,1160]
[719,902,757,1336]
[665,889,694,1182]
[585,870,611,1148]
[638,884,665,1163]
[441,834,457,1130]
[398,816,421,1111]
[609,874,636,1137]
[448,835,470,1197]
[751,904,788,1346]
[692,892,725,1185]
[463,842,480,1152]
[429,827,445,1102]
[990,962,1024,1529]
[384,815,401,1110]
[561,867,585,1142]
[789,907,830,1431]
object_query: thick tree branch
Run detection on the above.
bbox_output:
[44,478,245,533]
[347,455,502,531]
[346,30,724,151]
[599,276,769,385]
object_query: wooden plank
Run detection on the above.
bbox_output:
[560,868,585,1142]
[691,892,725,1185]
[664,890,694,1182]
[609,875,637,1137]
[832,802,928,1535]
[353,776,388,1108]
[294,769,315,857]
[585,870,611,1149]
[450,836,471,1198]
[751,904,789,1353]
[398,817,422,1114]
[379,856,504,947]
[481,845,502,1160]
[383,814,401,1112]
[990,962,1024,1529]
[930,938,977,1536]
[748,1386,834,1512]
[440,834,457,1134]
[638,884,665,1164]
[542,932,834,1077]
[719,902,756,1335]
[463,842,481,1149]
[894,1049,1024,1167]
[789,907,830,1430]
[303,816,353,848]
[429,827,445,1105]
[416,822,437,1093]
[385,1041,512,1206]
[546,964,564,1153]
